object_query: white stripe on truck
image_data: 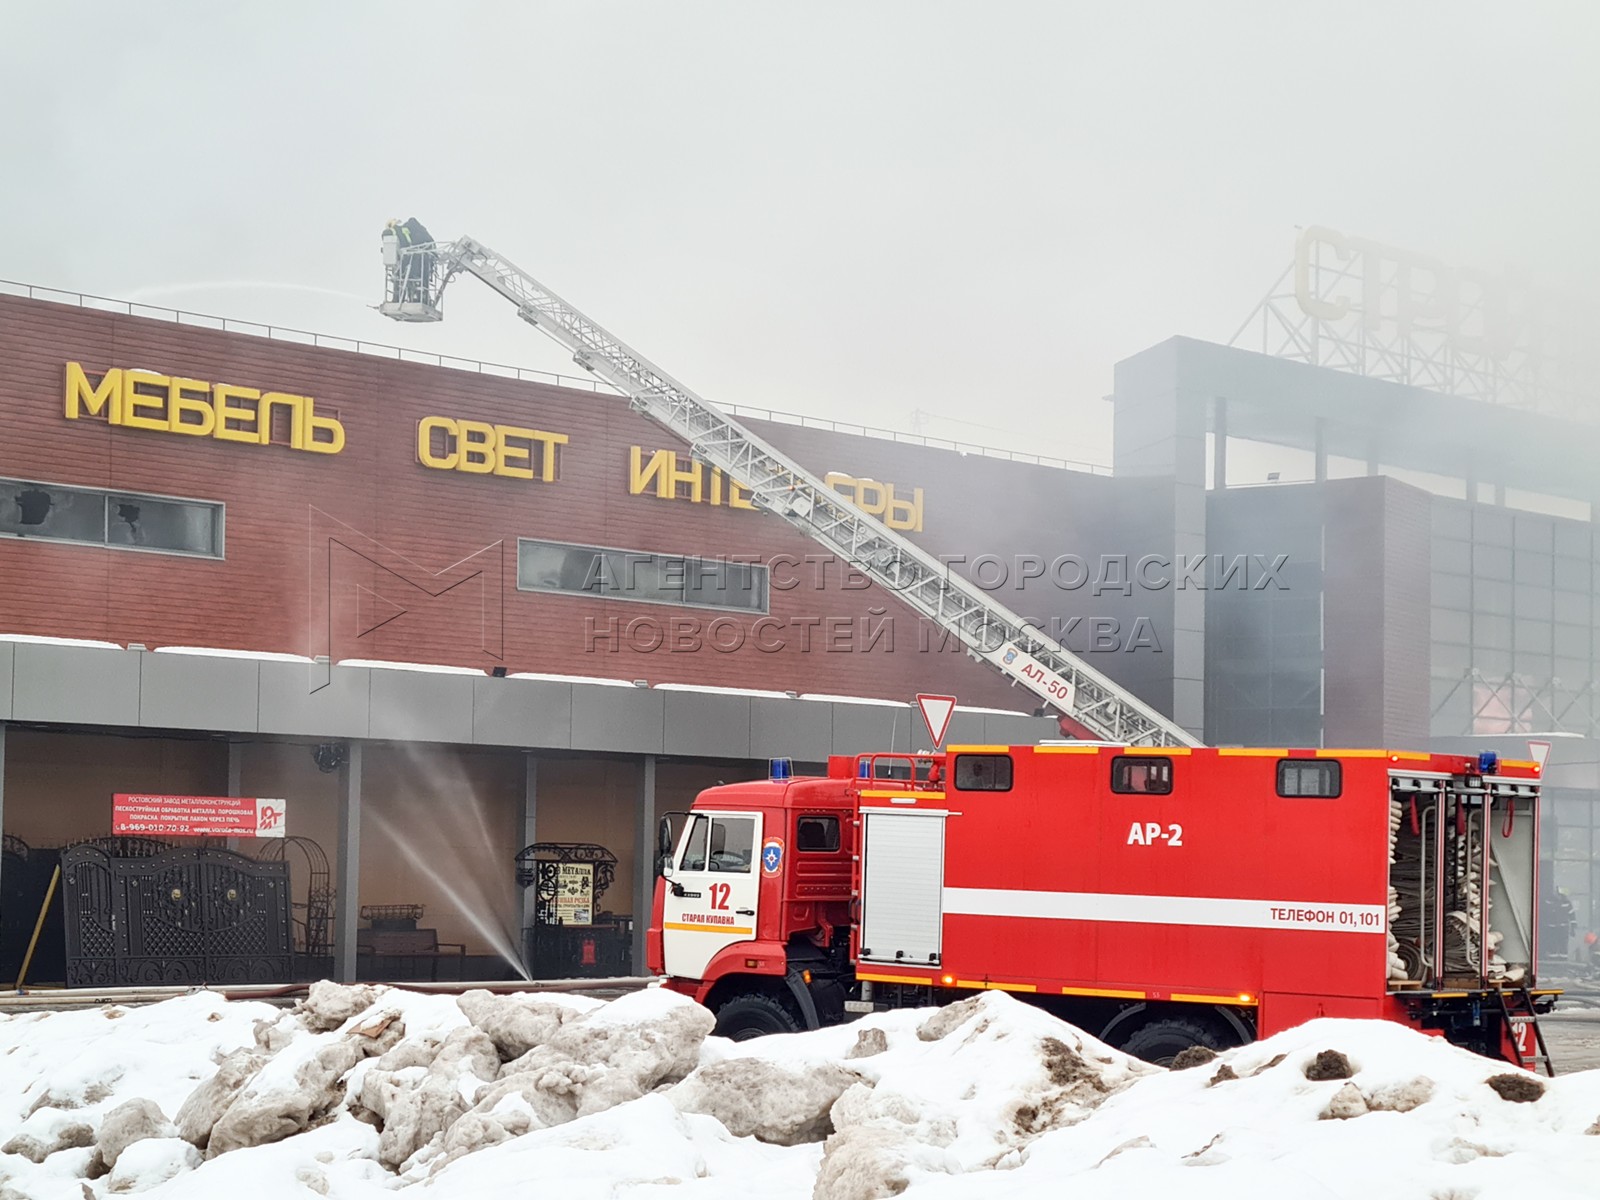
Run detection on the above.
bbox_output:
[943,888,1387,934]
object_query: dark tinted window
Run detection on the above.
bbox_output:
[796,816,840,852]
[1111,756,1173,794]
[1,477,223,558]
[1277,759,1341,798]
[953,754,1012,791]
[517,538,768,612]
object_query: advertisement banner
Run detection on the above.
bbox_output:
[112,794,287,838]
[554,862,595,926]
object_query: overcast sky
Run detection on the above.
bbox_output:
[4,2,1597,470]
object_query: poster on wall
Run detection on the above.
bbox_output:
[112,794,288,838]
[554,862,594,926]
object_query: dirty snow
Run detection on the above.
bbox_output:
[0,987,1596,1200]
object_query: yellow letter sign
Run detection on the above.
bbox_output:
[64,363,345,454]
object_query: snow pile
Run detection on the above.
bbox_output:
[1,986,1599,1199]
[806,995,1157,1199]
[986,1016,1600,1199]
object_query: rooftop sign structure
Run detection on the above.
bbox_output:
[1230,225,1597,423]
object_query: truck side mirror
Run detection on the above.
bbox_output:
[657,816,675,860]
[661,862,675,880]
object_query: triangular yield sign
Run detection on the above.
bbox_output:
[1528,740,1552,773]
[916,694,957,747]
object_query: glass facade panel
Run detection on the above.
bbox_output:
[1514,652,1552,679]
[1553,624,1591,661]
[1555,824,1589,858]
[1433,499,1465,537]
[1473,544,1512,579]
[1514,551,1552,586]
[1553,590,1591,626]
[1432,573,1471,609]
[1553,796,1594,826]
[1474,506,1514,545]
[1433,610,1472,644]
[1554,858,1589,892]
[1513,585,1552,620]
[1554,556,1590,591]
[1432,501,1472,539]
[1431,641,1471,673]
[1475,579,1513,615]
[1553,522,1591,557]
[1554,657,1590,685]
[1513,516,1553,552]
[1475,615,1512,650]
[1429,500,1598,741]
[1434,539,1473,574]
[1431,674,1471,728]
[1514,618,1551,653]
[1474,648,1512,675]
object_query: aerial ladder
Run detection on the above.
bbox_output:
[376,228,1198,747]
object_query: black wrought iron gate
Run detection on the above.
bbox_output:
[61,845,291,987]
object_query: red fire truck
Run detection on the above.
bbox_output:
[647,744,1559,1069]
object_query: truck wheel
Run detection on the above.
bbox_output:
[1118,1017,1226,1067]
[713,993,803,1041]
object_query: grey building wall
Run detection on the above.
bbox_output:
[0,643,1056,762]
[1112,339,1208,736]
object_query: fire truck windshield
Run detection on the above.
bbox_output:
[679,814,755,872]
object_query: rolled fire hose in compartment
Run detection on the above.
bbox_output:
[1387,772,1536,989]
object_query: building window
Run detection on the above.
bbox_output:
[953,754,1013,792]
[0,477,223,559]
[517,538,768,612]
[796,816,840,852]
[1277,759,1341,798]
[1111,756,1174,794]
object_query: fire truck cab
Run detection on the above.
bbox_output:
[647,745,1558,1068]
